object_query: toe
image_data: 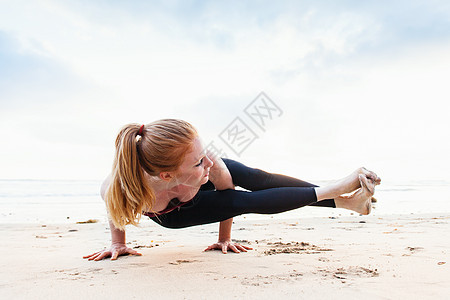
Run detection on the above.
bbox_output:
[361,167,379,183]
[359,174,375,195]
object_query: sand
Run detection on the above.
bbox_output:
[1,213,449,299]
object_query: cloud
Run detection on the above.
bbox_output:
[0,0,449,180]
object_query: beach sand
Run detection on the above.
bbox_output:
[1,213,449,299]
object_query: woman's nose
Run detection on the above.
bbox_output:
[205,155,214,168]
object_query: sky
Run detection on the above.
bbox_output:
[0,0,449,183]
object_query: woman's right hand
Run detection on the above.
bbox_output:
[83,243,142,261]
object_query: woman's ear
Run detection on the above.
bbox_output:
[159,172,174,181]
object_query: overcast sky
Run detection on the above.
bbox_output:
[1,0,449,182]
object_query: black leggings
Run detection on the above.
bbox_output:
[149,158,335,229]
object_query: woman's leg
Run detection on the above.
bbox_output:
[221,158,336,207]
[222,158,379,212]
[148,159,376,228]
[150,186,320,228]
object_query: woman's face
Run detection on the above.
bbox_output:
[172,136,213,188]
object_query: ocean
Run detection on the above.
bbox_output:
[1,179,450,224]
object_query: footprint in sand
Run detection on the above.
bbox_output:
[59,270,89,281]
[317,266,379,283]
[169,259,198,265]
[402,246,424,256]
[240,271,304,286]
[56,267,104,281]
[87,268,103,273]
[262,241,333,255]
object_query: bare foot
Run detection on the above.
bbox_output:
[335,175,375,215]
[331,167,377,196]
[314,167,380,202]
[362,167,381,185]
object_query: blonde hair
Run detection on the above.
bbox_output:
[105,119,198,230]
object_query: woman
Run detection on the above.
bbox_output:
[84,119,380,261]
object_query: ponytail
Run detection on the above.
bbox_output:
[105,124,155,231]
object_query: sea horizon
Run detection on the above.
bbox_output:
[1,179,450,225]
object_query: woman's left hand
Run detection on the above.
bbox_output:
[204,239,253,254]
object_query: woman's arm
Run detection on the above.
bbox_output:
[83,175,142,261]
[101,177,128,246]
[204,152,252,254]
[207,152,235,249]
